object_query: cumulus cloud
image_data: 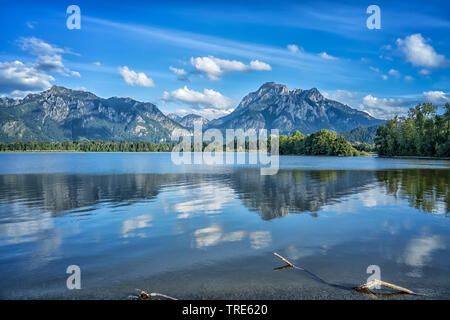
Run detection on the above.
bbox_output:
[118,66,155,87]
[162,86,234,119]
[287,44,301,53]
[322,89,357,104]
[249,60,271,71]
[169,66,188,80]
[404,75,414,82]
[163,86,233,109]
[397,33,448,69]
[318,52,337,60]
[423,91,450,104]
[169,66,187,77]
[190,56,271,80]
[35,54,65,73]
[360,94,409,119]
[172,107,233,120]
[388,69,401,78]
[381,74,388,80]
[16,37,80,77]
[18,37,66,56]
[0,60,54,94]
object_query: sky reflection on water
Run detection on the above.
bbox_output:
[0,153,449,299]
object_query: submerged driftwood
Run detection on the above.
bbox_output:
[273,252,417,298]
[134,253,417,300]
[136,290,178,300]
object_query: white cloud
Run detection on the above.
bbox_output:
[369,66,380,73]
[322,89,357,105]
[404,75,414,82]
[0,60,54,94]
[381,74,388,80]
[249,60,271,71]
[26,21,36,29]
[190,56,271,80]
[423,91,450,104]
[70,71,81,77]
[94,61,101,66]
[172,107,233,120]
[388,69,401,78]
[287,44,301,53]
[318,52,337,60]
[18,37,80,77]
[419,69,430,75]
[169,66,188,80]
[118,66,155,87]
[396,33,448,69]
[360,94,408,119]
[163,86,233,110]
[35,55,65,73]
[18,37,65,56]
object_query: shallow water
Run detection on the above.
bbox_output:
[0,153,449,299]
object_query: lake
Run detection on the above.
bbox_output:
[0,153,449,299]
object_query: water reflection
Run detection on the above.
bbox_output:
[0,158,450,299]
[376,170,450,214]
[230,169,377,219]
[0,168,448,221]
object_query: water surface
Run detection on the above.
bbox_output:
[0,153,449,299]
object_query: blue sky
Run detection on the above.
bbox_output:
[0,0,449,119]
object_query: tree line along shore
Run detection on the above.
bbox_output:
[0,129,368,156]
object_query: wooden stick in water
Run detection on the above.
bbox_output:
[355,279,416,295]
[138,290,178,300]
[273,252,417,296]
[273,252,294,267]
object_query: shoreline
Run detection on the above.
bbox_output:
[378,155,450,160]
[0,151,449,160]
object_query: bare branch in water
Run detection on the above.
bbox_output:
[137,290,178,300]
[273,252,417,298]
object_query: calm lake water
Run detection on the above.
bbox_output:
[0,153,449,299]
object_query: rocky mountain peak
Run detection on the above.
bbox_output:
[302,87,324,102]
[207,82,383,135]
[257,82,289,95]
[46,85,71,96]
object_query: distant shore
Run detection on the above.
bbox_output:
[1,151,449,160]
[378,155,450,160]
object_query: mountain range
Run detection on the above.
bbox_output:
[0,86,190,143]
[207,82,383,134]
[167,113,209,129]
[0,83,384,143]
